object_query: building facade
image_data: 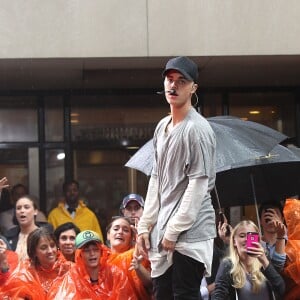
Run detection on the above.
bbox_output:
[0,1,300,226]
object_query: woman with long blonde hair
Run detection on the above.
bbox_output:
[212,220,285,300]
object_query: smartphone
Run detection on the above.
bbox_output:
[246,232,259,254]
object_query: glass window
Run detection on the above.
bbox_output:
[202,93,223,117]
[45,149,65,212]
[0,97,37,142]
[73,149,131,232]
[45,97,64,141]
[229,92,295,137]
[70,95,168,145]
[0,148,40,205]
[0,149,28,188]
[28,147,39,202]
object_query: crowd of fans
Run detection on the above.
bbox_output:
[0,175,299,299]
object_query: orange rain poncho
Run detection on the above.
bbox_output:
[283,198,300,300]
[107,247,152,300]
[47,244,138,300]
[0,251,71,300]
[0,250,18,286]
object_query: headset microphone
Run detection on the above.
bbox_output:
[156,89,177,95]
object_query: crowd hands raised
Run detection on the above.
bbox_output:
[2,170,300,300]
[0,176,300,300]
[204,201,297,300]
[1,183,300,300]
[0,178,151,299]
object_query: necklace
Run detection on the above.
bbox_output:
[241,263,255,282]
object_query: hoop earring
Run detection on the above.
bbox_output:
[192,92,199,107]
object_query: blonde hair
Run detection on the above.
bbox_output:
[228,220,266,293]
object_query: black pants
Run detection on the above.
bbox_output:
[152,251,205,300]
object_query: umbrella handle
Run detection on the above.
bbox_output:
[213,186,222,212]
[250,173,262,236]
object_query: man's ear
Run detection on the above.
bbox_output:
[192,83,198,93]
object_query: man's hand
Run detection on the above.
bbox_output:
[136,232,150,259]
[161,237,176,252]
[264,208,287,237]
[218,221,232,245]
[0,177,9,191]
[129,254,143,271]
[248,242,270,269]
[207,282,216,294]
[274,221,286,239]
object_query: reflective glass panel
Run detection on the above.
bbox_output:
[45,149,65,212]
[73,149,131,232]
[70,95,168,145]
[0,97,37,142]
[229,92,295,137]
[45,97,63,141]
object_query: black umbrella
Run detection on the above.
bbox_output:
[213,144,300,208]
[213,144,300,233]
[125,115,288,175]
[208,116,287,172]
[125,139,153,176]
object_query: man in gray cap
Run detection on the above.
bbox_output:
[120,193,145,226]
[137,56,216,299]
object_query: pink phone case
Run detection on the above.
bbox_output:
[246,232,259,249]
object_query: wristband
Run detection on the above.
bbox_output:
[276,237,285,240]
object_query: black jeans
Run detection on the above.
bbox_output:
[152,251,205,300]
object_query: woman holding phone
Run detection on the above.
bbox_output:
[212,220,285,300]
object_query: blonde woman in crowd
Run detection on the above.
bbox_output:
[212,220,285,300]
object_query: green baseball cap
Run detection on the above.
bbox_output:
[75,230,101,249]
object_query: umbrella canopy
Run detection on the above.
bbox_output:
[125,115,288,175]
[125,139,154,176]
[213,144,300,208]
[208,116,287,172]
